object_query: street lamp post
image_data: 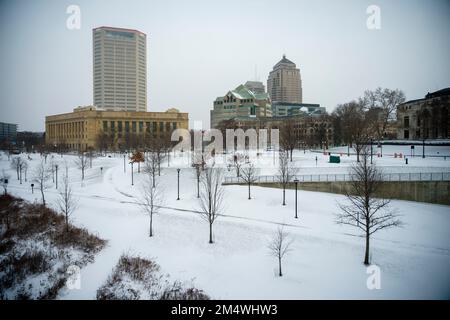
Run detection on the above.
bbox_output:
[31,183,34,194]
[55,164,58,189]
[131,162,134,186]
[123,154,126,173]
[177,168,181,200]
[294,179,299,219]
[380,138,383,158]
[422,139,425,159]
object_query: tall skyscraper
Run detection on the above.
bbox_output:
[267,55,302,104]
[93,26,147,112]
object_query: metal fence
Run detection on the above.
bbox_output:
[224,172,450,184]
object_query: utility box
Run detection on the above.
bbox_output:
[329,155,340,164]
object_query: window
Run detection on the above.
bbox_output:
[166,122,171,132]
[110,121,115,131]
[132,121,136,132]
[250,106,256,116]
[404,130,409,139]
[159,122,164,132]
[125,121,130,132]
[103,121,108,131]
[172,122,177,130]
[146,122,151,132]
[153,122,157,132]
[139,121,143,132]
[118,121,122,132]
[404,116,409,128]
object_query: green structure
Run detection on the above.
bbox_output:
[329,155,340,163]
[210,82,272,128]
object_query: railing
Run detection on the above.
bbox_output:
[224,172,450,184]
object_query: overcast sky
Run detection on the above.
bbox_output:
[1,0,449,131]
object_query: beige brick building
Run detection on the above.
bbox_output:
[267,55,302,104]
[45,106,188,151]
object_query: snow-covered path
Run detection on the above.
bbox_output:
[1,151,450,299]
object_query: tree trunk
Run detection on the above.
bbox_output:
[149,213,153,237]
[282,185,286,206]
[65,213,69,232]
[364,230,370,265]
[248,182,251,200]
[278,257,282,277]
[356,145,360,162]
[209,222,213,244]
[290,149,293,162]
[41,187,45,206]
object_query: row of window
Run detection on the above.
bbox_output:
[102,121,178,133]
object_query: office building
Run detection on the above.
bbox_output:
[93,26,147,112]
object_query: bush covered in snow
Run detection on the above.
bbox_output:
[97,254,209,300]
[0,194,106,299]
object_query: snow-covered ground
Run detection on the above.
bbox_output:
[1,148,449,299]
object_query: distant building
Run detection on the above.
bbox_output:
[271,102,325,117]
[211,83,272,129]
[267,55,302,104]
[17,131,45,151]
[93,26,147,112]
[0,122,18,143]
[233,114,333,148]
[397,88,450,140]
[45,106,188,151]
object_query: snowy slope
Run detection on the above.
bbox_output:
[1,150,449,299]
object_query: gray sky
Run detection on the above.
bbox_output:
[1,0,449,131]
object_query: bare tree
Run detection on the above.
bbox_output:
[22,160,29,182]
[362,88,405,140]
[277,151,298,206]
[139,173,164,237]
[240,162,259,200]
[198,165,225,244]
[339,100,371,162]
[144,152,159,188]
[280,119,296,161]
[75,151,88,181]
[228,152,245,178]
[86,147,96,168]
[336,147,402,265]
[32,160,52,205]
[146,136,168,176]
[11,156,24,181]
[268,226,293,277]
[1,170,10,195]
[56,168,78,232]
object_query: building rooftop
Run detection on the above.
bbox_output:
[273,54,296,69]
[216,84,270,102]
[401,87,450,105]
[93,26,146,36]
